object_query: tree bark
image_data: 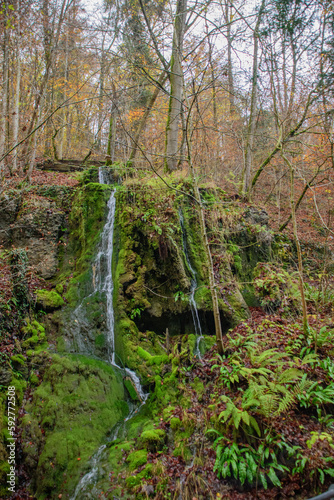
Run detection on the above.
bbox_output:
[223,0,235,116]
[0,0,10,176]
[128,71,168,165]
[242,0,265,197]
[165,0,187,172]
[282,150,309,336]
[106,85,117,165]
[12,0,21,172]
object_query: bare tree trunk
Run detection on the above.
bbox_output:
[97,37,106,152]
[22,0,73,162]
[282,150,309,336]
[0,0,10,176]
[12,0,21,172]
[223,0,235,116]
[27,104,43,183]
[207,31,220,177]
[242,0,265,198]
[128,71,167,165]
[59,27,69,159]
[165,0,187,172]
[106,102,117,165]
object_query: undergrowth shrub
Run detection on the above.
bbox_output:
[253,263,301,314]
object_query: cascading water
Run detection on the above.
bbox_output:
[71,168,147,499]
[179,209,203,357]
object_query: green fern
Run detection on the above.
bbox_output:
[212,436,288,488]
[242,368,308,418]
[248,348,286,368]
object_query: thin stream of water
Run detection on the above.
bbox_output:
[71,169,147,499]
[179,209,203,357]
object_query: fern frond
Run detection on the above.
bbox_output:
[274,390,296,416]
[278,368,303,384]
[257,393,280,417]
[249,348,285,368]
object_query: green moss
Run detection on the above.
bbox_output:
[126,463,153,488]
[162,406,176,422]
[69,182,112,274]
[21,354,127,498]
[182,334,196,357]
[137,346,152,362]
[195,286,212,310]
[29,373,40,386]
[36,289,64,310]
[203,335,216,350]
[10,354,25,366]
[94,334,105,347]
[173,444,192,461]
[126,449,148,471]
[56,336,66,353]
[124,378,140,401]
[109,440,134,469]
[140,428,166,450]
[55,283,64,294]
[191,377,205,401]
[170,417,181,430]
[137,347,169,367]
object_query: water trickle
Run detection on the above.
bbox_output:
[179,209,203,357]
[71,444,106,500]
[70,168,147,499]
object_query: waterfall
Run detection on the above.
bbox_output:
[94,186,117,364]
[70,168,147,499]
[179,209,203,357]
[95,169,147,401]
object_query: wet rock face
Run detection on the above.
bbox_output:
[0,194,66,279]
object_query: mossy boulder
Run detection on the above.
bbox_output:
[139,428,166,451]
[36,289,64,311]
[126,449,148,471]
[22,319,47,350]
[10,354,28,377]
[20,354,127,498]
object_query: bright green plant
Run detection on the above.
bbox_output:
[211,435,289,489]
[130,307,142,320]
[320,357,334,379]
[218,395,261,437]
[174,291,186,302]
[297,377,334,409]
[293,432,334,485]
[253,263,300,313]
[311,325,334,350]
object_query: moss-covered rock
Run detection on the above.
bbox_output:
[36,289,64,311]
[126,449,148,471]
[139,428,166,451]
[21,319,47,351]
[20,354,127,498]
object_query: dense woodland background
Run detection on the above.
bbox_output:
[1,0,334,216]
